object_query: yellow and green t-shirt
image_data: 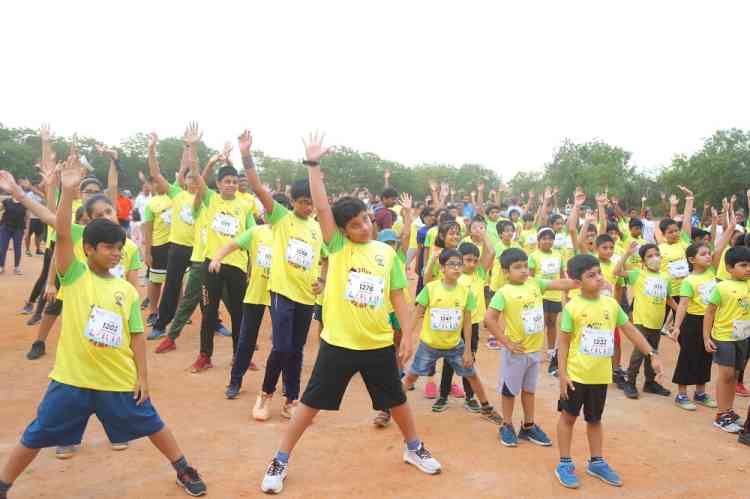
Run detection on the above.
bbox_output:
[627,269,671,329]
[680,269,717,316]
[320,230,406,350]
[490,240,522,291]
[458,267,487,324]
[717,247,730,281]
[561,295,628,385]
[190,209,208,263]
[553,230,575,262]
[49,259,143,392]
[143,193,173,247]
[167,183,196,247]
[416,280,476,350]
[708,279,750,342]
[486,218,500,246]
[235,225,273,306]
[236,191,260,219]
[489,277,548,352]
[408,219,425,250]
[528,249,565,302]
[569,258,623,299]
[49,198,83,243]
[198,190,256,270]
[519,228,538,253]
[659,233,690,295]
[268,201,324,305]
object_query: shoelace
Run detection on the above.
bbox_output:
[415,445,432,460]
[268,459,286,476]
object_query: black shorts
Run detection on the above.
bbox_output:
[301,339,407,411]
[29,219,45,236]
[148,243,171,283]
[557,381,607,423]
[313,304,323,323]
[543,299,562,314]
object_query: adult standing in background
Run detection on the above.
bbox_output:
[0,192,27,274]
[21,178,46,256]
[117,189,134,234]
[132,178,153,253]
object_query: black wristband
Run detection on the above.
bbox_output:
[303,160,319,167]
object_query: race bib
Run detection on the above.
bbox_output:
[540,257,560,275]
[110,264,124,279]
[667,259,689,279]
[430,307,461,331]
[286,238,314,270]
[733,320,750,341]
[522,306,544,335]
[84,305,124,348]
[644,277,667,300]
[211,213,240,237]
[255,245,273,270]
[579,327,614,357]
[180,205,194,225]
[699,280,717,305]
[526,234,537,246]
[345,271,385,307]
[160,210,172,226]
[611,254,622,266]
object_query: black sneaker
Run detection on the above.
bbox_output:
[146,313,157,327]
[739,431,750,446]
[36,250,44,255]
[27,340,46,360]
[141,297,150,310]
[21,302,34,315]
[548,353,558,377]
[623,383,639,399]
[643,381,671,397]
[26,313,42,326]
[176,466,207,497]
[432,397,449,412]
[225,383,240,400]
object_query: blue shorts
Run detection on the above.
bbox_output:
[21,381,165,449]
[409,340,476,378]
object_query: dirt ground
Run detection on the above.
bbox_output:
[1,256,749,499]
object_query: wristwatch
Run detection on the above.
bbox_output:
[647,349,659,357]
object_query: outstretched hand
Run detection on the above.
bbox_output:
[61,142,84,191]
[399,192,413,210]
[148,132,159,150]
[0,170,21,196]
[237,129,253,156]
[302,131,331,163]
[184,121,202,146]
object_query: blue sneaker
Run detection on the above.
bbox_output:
[215,324,232,337]
[147,328,165,340]
[499,424,518,447]
[586,459,622,487]
[555,461,580,489]
[518,424,552,446]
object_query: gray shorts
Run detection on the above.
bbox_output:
[713,339,749,368]
[498,350,542,396]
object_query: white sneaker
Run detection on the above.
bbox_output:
[110,441,129,451]
[403,443,441,475]
[261,458,288,494]
[714,415,743,433]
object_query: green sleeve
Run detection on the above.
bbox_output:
[535,277,549,292]
[327,229,346,254]
[527,255,536,270]
[465,290,476,312]
[489,289,505,311]
[616,305,628,326]
[245,210,257,229]
[708,286,722,306]
[267,200,289,225]
[128,246,143,271]
[560,307,574,333]
[680,232,691,245]
[320,242,330,258]
[143,205,154,222]
[679,279,694,298]
[234,228,254,251]
[71,223,85,244]
[415,286,429,307]
[477,266,487,280]
[201,189,215,208]
[627,269,640,286]
[390,257,407,290]
[129,298,144,334]
[615,276,624,287]
[560,256,567,271]
[167,182,182,199]
[59,259,87,286]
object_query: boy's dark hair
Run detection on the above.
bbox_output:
[659,218,679,233]
[595,234,614,247]
[382,187,398,199]
[606,222,621,236]
[272,192,292,210]
[332,196,367,228]
[639,243,659,260]
[471,214,486,224]
[487,204,501,214]
[522,213,534,222]
[420,207,434,221]
[458,242,480,258]
[568,254,600,280]
[629,217,644,228]
[84,194,113,218]
[216,165,238,181]
[508,208,520,218]
[437,212,456,225]
[538,227,555,240]
[435,221,461,249]
[691,227,710,241]
[82,218,126,252]
[290,179,311,200]
[497,220,515,234]
[75,206,87,223]
[500,247,528,270]
[725,246,750,268]
[438,248,462,265]
[79,177,103,192]
[685,242,709,272]
[548,213,563,226]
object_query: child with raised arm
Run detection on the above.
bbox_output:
[260,133,441,494]
[555,254,664,490]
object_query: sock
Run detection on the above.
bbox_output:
[171,456,189,473]
[275,451,289,464]
[0,481,11,494]
[560,457,572,464]
[406,439,421,451]
[590,456,604,463]
[522,421,534,429]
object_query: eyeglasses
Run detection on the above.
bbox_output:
[83,189,101,195]
[444,261,463,269]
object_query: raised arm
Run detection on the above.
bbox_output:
[596,192,608,235]
[0,171,57,226]
[147,132,170,194]
[678,185,694,240]
[669,194,679,220]
[238,129,274,214]
[398,193,413,251]
[712,207,736,269]
[577,212,596,255]
[475,181,486,216]
[303,131,335,243]
[56,146,85,275]
[568,188,584,251]
[614,240,638,278]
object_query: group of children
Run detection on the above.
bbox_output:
[2,124,750,497]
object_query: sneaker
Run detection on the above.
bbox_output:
[728,409,745,427]
[253,394,272,421]
[714,413,743,433]
[20,302,33,315]
[55,444,79,460]
[249,360,259,371]
[586,459,622,487]
[146,313,157,327]
[36,249,44,255]
[215,323,232,337]
[643,381,671,396]
[155,337,176,354]
[624,383,639,399]
[190,353,213,373]
[147,328,165,340]
[693,392,718,408]
[373,410,391,428]
[110,442,129,451]
[674,394,696,411]
[26,250,33,257]
[518,424,552,446]
[424,381,438,399]
[26,340,45,360]
[403,443,441,475]
[486,337,501,350]
[450,383,465,398]
[555,461,580,489]
[140,297,150,310]
[281,401,298,419]
[613,368,627,390]
[479,406,503,425]
[176,466,207,497]
[261,458,288,494]
[14,267,22,275]
[499,424,518,447]
[739,431,750,446]
[463,398,481,413]
[26,313,42,326]
[548,353,558,377]
[225,383,241,400]
[432,397,449,412]
[736,383,750,397]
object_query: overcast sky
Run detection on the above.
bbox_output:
[3,1,750,179]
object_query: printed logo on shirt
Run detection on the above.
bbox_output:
[114,291,125,308]
[375,254,385,267]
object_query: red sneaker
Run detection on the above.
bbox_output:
[190,353,213,373]
[249,361,259,371]
[155,337,176,354]
[450,383,465,398]
[424,381,438,399]
[736,383,750,397]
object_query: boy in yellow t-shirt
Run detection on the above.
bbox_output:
[704,246,750,435]
[260,133,441,494]
[0,157,206,498]
[555,254,663,490]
